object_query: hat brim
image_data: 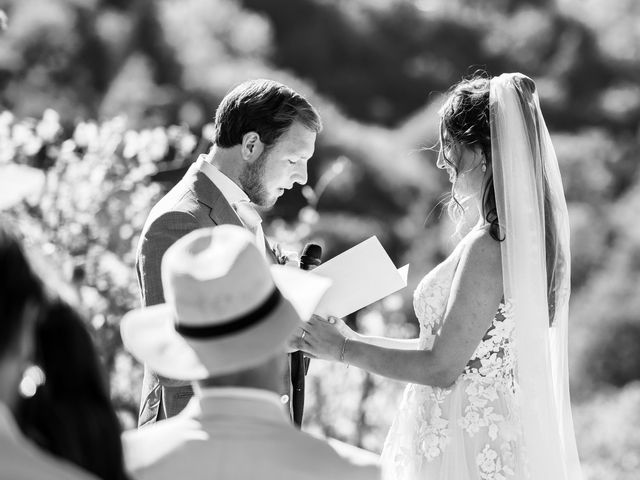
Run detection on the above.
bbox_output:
[121,265,331,380]
[0,164,45,210]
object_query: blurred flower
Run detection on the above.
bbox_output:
[73,121,99,150]
[301,185,317,204]
[36,109,62,143]
[23,135,43,157]
[382,293,404,312]
[298,206,319,225]
[331,157,348,175]
[201,122,216,143]
[122,130,140,159]
[92,313,106,330]
[358,309,386,336]
[178,132,197,156]
[0,110,14,129]
[0,142,16,164]
[12,123,33,148]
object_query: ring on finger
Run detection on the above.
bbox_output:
[301,330,306,340]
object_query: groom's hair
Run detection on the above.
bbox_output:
[212,79,322,148]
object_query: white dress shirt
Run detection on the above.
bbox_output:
[195,156,266,256]
[123,387,380,480]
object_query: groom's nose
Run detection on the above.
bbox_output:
[293,161,308,185]
[436,152,446,169]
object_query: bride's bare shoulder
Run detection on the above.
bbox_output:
[458,227,502,279]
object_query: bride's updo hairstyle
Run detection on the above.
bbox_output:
[440,72,562,325]
[438,73,500,242]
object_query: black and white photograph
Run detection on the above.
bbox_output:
[0,1,638,479]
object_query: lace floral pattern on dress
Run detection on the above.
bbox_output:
[388,258,523,478]
[381,236,529,479]
[459,301,520,479]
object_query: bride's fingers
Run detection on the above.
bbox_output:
[308,316,335,330]
[311,314,337,325]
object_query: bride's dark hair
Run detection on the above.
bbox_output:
[438,72,499,242]
[439,72,563,325]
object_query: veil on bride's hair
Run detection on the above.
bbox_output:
[490,73,583,479]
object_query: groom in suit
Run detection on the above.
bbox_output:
[135,79,321,426]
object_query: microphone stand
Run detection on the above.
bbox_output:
[291,244,321,428]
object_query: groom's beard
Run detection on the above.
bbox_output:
[239,149,275,208]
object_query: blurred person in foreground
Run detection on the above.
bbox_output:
[0,215,94,477]
[121,225,380,480]
[298,73,583,479]
[15,295,130,480]
[136,79,321,426]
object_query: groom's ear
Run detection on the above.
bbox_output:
[240,132,265,163]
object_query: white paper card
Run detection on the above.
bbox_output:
[398,264,409,284]
[312,236,408,318]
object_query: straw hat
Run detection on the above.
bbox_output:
[121,225,330,380]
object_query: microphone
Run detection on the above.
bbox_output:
[299,243,322,271]
[291,242,322,427]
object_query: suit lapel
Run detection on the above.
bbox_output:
[190,170,243,228]
[210,197,244,227]
[191,169,279,264]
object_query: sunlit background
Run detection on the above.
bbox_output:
[1,1,639,478]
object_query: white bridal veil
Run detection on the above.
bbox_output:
[490,73,583,479]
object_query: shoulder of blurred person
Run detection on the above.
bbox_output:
[122,388,380,480]
[15,296,130,480]
[0,215,98,480]
[0,396,98,479]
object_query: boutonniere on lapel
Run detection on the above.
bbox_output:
[272,243,300,267]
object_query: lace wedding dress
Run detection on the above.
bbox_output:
[381,74,583,480]
[381,236,524,480]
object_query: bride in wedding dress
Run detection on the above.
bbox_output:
[299,73,583,480]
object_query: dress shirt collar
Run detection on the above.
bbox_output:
[195,387,290,424]
[195,155,250,206]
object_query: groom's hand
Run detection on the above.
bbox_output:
[286,326,315,355]
[299,315,346,362]
[286,328,303,353]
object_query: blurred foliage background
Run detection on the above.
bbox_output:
[1,0,639,478]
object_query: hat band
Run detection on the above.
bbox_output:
[174,288,282,338]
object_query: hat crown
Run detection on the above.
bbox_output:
[161,226,274,328]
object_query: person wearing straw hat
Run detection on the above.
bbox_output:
[121,225,379,480]
[135,79,322,426]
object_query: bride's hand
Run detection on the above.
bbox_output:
[297,315,347,362]
[329,315,359,340]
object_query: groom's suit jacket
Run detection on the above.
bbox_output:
[135,157,280,427]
